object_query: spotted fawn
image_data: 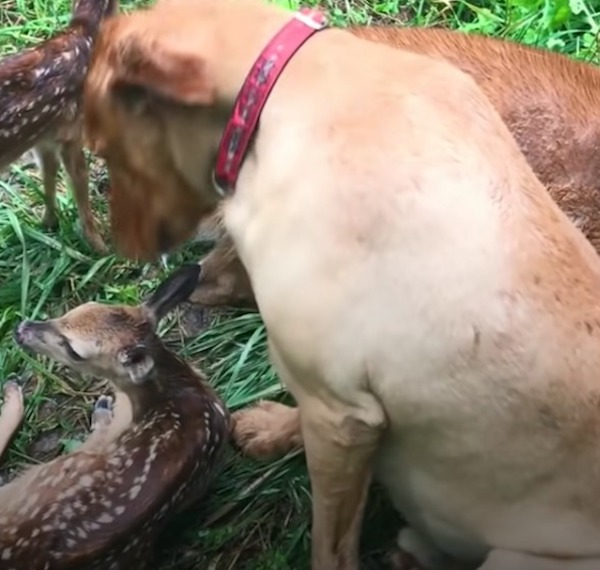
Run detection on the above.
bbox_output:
[0,0,119,253]
[0,264,231,569]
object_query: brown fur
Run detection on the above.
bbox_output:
[350,25,600,250]
[1,266,230,569]
[189,233,256,308]
[0,0,119,253]
[83,1,600,568]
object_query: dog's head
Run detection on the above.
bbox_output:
[83,1,237,262]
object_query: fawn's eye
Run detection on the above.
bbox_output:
[61,337,84,361]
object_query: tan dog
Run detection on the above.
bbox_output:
[84,1,600,568]
[191,24,600,309]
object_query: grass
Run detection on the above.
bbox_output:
[0,0,598,568]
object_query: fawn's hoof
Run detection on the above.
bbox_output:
[85,230,108,255]
[41,212,59,231]
[1,380,24,414]
[91,395,114,430]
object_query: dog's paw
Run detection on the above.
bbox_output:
[231,401,302,460]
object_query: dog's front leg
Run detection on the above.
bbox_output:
[300,394,386,570]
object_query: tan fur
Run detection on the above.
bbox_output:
[231,400,301,458]
[2,269,230,569]
[189,234,256,308]
[191,24,600,310]
[84,1,600,568]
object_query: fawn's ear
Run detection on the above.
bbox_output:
[143,264,203,324]
[118,343,154,383]
[109,27,215,107]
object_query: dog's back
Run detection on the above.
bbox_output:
[351,25,600,251]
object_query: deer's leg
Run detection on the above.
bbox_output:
[34,145,59,230]
[90,395,114,433]
[79,392,132,452]
[0,381,24,465]
[232,401,302,460]
[60,141,107,253]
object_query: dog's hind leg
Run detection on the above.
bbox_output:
[394,527,464,570]
[478,550,600,570]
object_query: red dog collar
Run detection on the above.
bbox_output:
[213,7,328,196]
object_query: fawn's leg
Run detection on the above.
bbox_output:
[90,395,114,433]
[34,145,59,230]
[79,392,132,452]
[60,141,107,253]
[0,381,25,464]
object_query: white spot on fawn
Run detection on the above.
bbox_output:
[79,474,94,487]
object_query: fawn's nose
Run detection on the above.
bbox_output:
[14,320,43,346]
[14,321,31,345]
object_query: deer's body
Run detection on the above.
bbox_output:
[0,0,118,253]
[0,266,230,569]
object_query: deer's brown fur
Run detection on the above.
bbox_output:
[0,0,119,253]
[0,266,230,570]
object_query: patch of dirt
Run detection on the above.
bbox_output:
[177,302,242,337]
[27,427,64,460]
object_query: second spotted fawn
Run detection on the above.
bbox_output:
[0,264,230,569]
[0,0,119,253]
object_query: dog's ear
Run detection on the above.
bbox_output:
[109,31,215,107]
[142,264,203,325]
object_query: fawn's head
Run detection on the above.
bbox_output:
[15,265,201,389]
